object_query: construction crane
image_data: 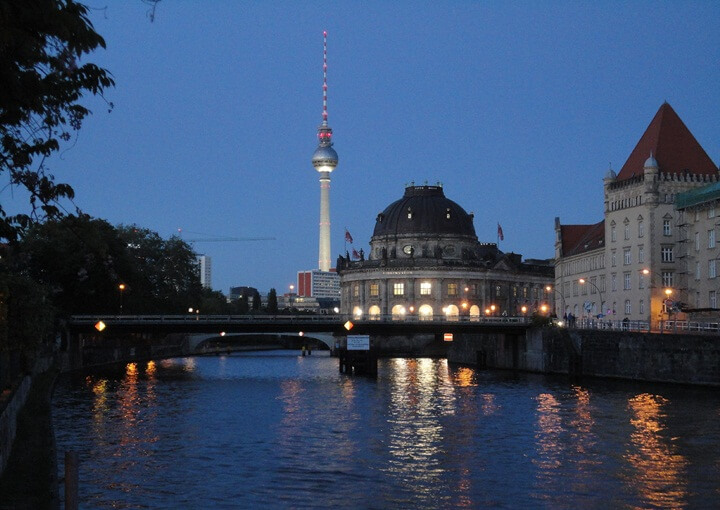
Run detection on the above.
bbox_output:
[177,229,276,243]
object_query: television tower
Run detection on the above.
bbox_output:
[311,30,338,272]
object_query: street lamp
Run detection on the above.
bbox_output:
[545,284,567,317]
[578,278,604,318]
[118,283,126,314]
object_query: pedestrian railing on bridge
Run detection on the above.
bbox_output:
[570,318,720,334]
[69,314,533,327]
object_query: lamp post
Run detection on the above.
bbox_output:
[578,278,604,320]
[642,268,675,332]
[545,285,566,318]
[118,283,126,314]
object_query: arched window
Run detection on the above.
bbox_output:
[444,304,459,321]
[352,306,363,319]
[469,305,480,320]
[418,304,433,320]
[368,305,381,319]
[391,304,407,320]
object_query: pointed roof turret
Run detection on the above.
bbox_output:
[616,103,718,181]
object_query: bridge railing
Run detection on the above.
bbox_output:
[70,314,533,326]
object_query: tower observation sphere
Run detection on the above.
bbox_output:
[312,30,338,271]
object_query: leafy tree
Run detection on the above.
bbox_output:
[266,288,278,314]
[0,0,114,241]
[251,291,261,311]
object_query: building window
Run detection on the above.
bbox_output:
[695,261,701,280]
[420,282,432,295]
[353,284,359,297]
[393,283,404,296]
[639,300,645,314]
[623,248,631,265]
[711,291,718,309]
[447,283,458,296]
[369,283,379,297]
[495,285,502,297]
[625,300,631,314]
[662,271,674,287]
[638,271,645,289]
[623,272,631,290]
[573,281,578,296]
[710,259,717,279]
[661,246,674,263]
[663,220,671,236]
[590,277,597,294]
[624,224,630,240]
[695,232,700,251]
[709,208,716,219]
[611,274,617,291]
[638,245,644,263]
[611,251,617,267]
[522,286,528,299]
[599,275,606,292]
[709,229,716,249]
[564,282,570,298]
[611,226,617,242]
[638,221,644,238]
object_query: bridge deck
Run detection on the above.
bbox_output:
[69,314,533,335]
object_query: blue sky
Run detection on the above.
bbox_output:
[11,1,720,294]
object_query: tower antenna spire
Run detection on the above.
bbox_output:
[322,30,328,126]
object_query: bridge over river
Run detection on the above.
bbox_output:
[68,314,533,337]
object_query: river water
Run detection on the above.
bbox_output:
[52,351,720,509]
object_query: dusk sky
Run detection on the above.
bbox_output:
[9,1,719,295]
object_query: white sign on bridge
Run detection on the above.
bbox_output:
[347,335,370,351]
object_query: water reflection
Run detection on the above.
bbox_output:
[51,353,720,509]
[625,393,689,507]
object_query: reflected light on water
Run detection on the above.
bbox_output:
[454,367,476,388]
[385,359,453,504]
[534,393,564,471]
[625,393,689,507]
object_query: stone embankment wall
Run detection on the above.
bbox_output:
[447,328,720,386]
[0,355,55,477]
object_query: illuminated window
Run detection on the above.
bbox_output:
[662,271,673,287]
[447,283,458,296]
[369,283,379,297]
[420,282,432,295]
[353,285,359,297]
[393,283,404,296]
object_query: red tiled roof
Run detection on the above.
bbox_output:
[616,103,718,181]
[561,220,604,257]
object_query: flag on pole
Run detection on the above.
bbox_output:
[352,248,360,259]
[345,229,354,243]
[497,223,504,241]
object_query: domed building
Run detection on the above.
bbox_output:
[337,184,554,323]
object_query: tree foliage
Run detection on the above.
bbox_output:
[267,288,278,314]
[0,0,114,240]
[10,215,204,315]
